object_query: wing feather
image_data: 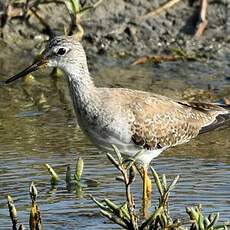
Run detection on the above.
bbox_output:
[126,94,228,149]
[99,88,229,150]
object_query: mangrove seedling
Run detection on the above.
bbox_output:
[65,157,84,197]
[7,195,20,230]
[6,183,43,230]
[29,182,43,230]
[45,163,59,186]
[74,157,84,182]
[91,146,229,230]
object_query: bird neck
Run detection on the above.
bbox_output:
[64,64,102,119]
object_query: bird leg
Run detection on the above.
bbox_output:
[137,166,152,218]
[142,167,152,200]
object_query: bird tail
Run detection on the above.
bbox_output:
[219,104,230,111]
[199,104,230,134]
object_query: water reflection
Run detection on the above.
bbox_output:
[0,57,229,229]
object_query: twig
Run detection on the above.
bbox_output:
[122,169,138,230]
[139,0,182,21]
[112,157,138,229]
[100,210,128,229]
[78,0,105,16]
[68,0,104,38]
[74,14,84,40]
[195,0,208,38]
[132,55,180,65]
[106,151,139,230]
[29,7,54,36]
[92,0,104,9]
[28,0,64,8]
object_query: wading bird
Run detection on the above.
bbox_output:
[5,36,230,203]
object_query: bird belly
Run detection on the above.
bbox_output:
[83,125,165,167]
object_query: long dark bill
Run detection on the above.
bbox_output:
[5,59,47,84]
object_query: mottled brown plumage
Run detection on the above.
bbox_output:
[99,88,229,152]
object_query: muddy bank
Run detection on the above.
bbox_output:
[0,0,229,60]
[0,0,229,104]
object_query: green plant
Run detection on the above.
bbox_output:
[6,0,104,39]
[91,146,230,230]
[29,182,43,230]
[7,182,43,230]
[64,0,104,38]
[45,163,59,185]
[65,157,84,196]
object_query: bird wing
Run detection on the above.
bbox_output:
[99,88,229,150]
[179,101,230,135]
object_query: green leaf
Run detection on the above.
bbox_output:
[90,195,107,210]
[75,157,84,181]
[45,163,59,185]
[162,174,167,191]
[112,144,123,164]
[29,182,38,202]
[65,0,80,15]
[106,153,120,170]
[167,175,180,192]
[207,213,219,229]
[140,206,164,229]
[66,165,72,184]
[150,167,163,197]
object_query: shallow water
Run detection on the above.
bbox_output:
[0,54,229,229]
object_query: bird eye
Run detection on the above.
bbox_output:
[56,47,67,56]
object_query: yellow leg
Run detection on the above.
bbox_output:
[142,168,152,200]
[141,167,152,218]
[146,170,152,198]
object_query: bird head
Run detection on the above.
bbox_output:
[5,36,87,84]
